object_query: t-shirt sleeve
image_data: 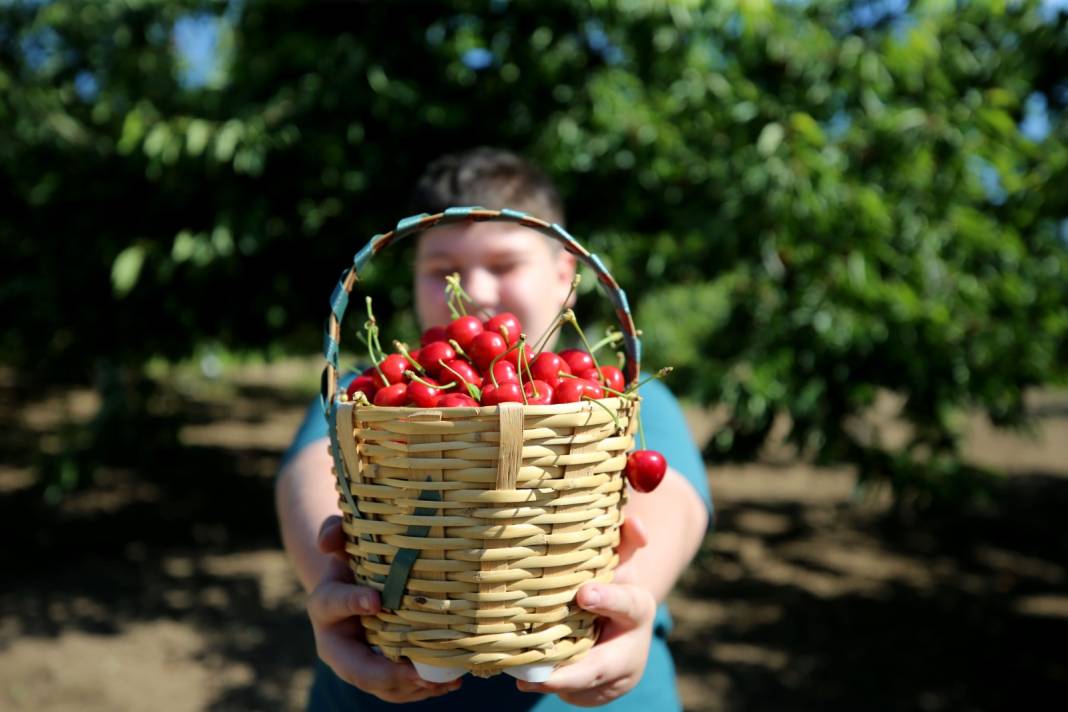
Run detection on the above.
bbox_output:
[278,373,356,471]
[637,378,714,528]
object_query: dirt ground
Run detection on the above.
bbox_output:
[1,361,1066,711]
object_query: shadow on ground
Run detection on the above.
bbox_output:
[3,372,1067,711]
[670,470,1068,712]
[0,375,316,711]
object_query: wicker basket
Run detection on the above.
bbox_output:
[320,207,642,677]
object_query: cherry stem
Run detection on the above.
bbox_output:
[589,328,624,355]
[448,339,468,359]
[562,309,603,377]
[487,332,526,389]
[438,359,481,402]
[624,367,674,396]
[350,391,371,406]
[404,370,454,390]
[517,335,529,404]
[364,297,387,385]
[393,340,424,373]
[520,338,538,390]
[445,272,477,318]
[531,314,566,358]
[582,394,621,431]
[531,274,581,356]
[637,412,648,450]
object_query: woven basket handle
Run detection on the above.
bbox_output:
[320,207,642,414]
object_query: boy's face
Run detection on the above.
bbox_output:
[414,221,577,349]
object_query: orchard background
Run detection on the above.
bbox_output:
[2,1,1067,710]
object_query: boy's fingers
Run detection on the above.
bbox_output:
[317,515,345,554]
[319,633,461,702]
[307,581,381,625]
[575,583,653,628]
[616,515,648,564]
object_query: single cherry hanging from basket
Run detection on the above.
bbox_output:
[625,450,667,493]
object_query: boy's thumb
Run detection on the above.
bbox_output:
[317,515,344,554]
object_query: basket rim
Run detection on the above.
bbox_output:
[341,394,639,418]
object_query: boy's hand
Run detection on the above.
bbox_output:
[516,515,657,706]
[308,516,462,703]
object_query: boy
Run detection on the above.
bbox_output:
[276,147,712,710]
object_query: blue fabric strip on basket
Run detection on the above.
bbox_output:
[323,332,339,370]
[444,205,479,217]
[330,277,349,322]
[381,485,442,610]
[396,214,429,233]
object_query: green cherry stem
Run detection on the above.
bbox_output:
[562,309,603,376]
[487,332,526,388]
[623,367,674,396]
[589,328,625,355]
[582,394,622,432]
[404,370,455,390]
[364,297,387,384]
[531,314,566,358]
[448,339,469,360]
[393,340,424,373]
[517,335,530,404]
[531,274,581,356]
[438,359,481,402]
[445,272,478,318]
[520,338,538,387]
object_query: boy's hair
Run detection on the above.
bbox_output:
[406,147,566,227]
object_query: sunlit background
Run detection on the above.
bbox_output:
[2,1,1067,710]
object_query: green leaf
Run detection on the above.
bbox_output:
[790,112,824,146]
[111,245,146,297]
[757,122,784,156]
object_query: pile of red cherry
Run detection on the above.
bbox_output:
[345,310,667,492]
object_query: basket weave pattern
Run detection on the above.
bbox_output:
[332,397,638,675]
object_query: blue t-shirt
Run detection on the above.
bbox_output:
[281,377,713,711]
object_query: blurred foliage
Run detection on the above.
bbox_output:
[2,0,1067,504]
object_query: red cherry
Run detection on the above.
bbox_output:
[560,349,594,374]
[578,366,625,394]
[552,378,603,403]
[599,366,625,393]
[373,383,410,407]
[420,325,447,347]
[406,378,443,408]
[408,348,421,363]
[372,354,409,387]
[504,343,534,370]
[438,393,479,408]
[488,360,518,385]
[445,316,484,351]
[345,375,378,401]
[530,352,570,388]
[417,341,456,377]
[481,381,524,406]
[441,358,482,391]
[523,380,553,405]
[484,312,522,345]
[625,450,667,493]
[469,331,508,370]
